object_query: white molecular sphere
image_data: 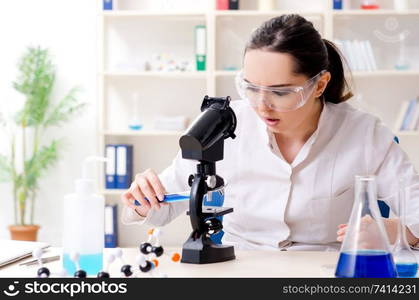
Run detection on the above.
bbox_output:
[135,254,146,266]
[113,248,123,258]
[32,248,43,259]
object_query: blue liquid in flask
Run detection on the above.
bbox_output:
[129,124,143,131]
[396,263,418,278]
[335,250,397,278]
[63,253,103,276]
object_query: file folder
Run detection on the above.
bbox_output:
[195,25,207,71]
[105,145,117,189]
[104,205,118,248]
[116,144,133,189]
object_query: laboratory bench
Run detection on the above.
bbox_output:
[0,247,339,278]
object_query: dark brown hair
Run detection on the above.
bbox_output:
[245,14,352,103]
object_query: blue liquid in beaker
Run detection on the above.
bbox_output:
[63,253,103,276]
[335,250,397,278]
[396,263,418,278]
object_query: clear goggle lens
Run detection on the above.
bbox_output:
[235,70,325,112]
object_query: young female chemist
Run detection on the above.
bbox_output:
[121,14,419,251]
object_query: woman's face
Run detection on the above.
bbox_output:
[243,49,329,134]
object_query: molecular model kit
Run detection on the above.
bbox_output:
[34,228,181,278]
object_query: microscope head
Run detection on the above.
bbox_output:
[179,96,237,162]
[179,96,236,162]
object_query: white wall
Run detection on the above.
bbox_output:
[0,0,98,245]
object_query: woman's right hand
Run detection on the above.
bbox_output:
[121,169,167,217]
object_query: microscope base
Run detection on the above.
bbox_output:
[181,235,235,264]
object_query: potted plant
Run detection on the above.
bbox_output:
[0,46,85,241]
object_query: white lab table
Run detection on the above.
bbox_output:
[0,247,339,278]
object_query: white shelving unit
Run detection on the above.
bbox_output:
[332,9,419,15]
[97,0,419,246]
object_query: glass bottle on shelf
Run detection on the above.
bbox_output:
[393,179,418,278]
[335,175,397,278]
[128,92,143,131]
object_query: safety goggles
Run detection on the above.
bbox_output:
[235,70,326,112]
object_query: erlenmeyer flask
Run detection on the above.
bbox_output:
[335,175,397,278]
[393,179,418,277]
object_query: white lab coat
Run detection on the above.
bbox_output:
[122,100,419,251]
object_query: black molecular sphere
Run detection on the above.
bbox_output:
[97,271,110,278]
[152,246,164,257]
[139,260,153,272]
[121,265,133,277]
[37,267,50,278]
[74,270,87,278]
[140,242,152,255]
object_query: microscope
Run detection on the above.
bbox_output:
[179,96,237,264]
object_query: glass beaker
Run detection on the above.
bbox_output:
[335,175,397,278]
[393,179,418,278]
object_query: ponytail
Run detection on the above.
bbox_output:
[322,39,353,103]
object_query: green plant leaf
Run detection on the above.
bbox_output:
[24,140,60,190]
[8,45,86,224]
[44,87,86,127]
[0,154,12,182]
[13,46,55,127]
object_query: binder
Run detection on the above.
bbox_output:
[216,0,229,10]
[195,25,207,71]
[401,99,417,131]
[333,0,343,9]
[116,144,133,189]
[394,101,410,131]
[103,0,113,10]
[104,205,118,248]
[409,99,419,131]
[105,145,117,189]
[364,40,377,71]
[334,0,351,10]
[229,0,239,10]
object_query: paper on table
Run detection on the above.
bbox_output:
[0,240,49,268]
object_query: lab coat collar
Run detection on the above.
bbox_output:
[264,99,328,167]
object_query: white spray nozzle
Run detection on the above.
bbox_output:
[76,156,109,194]
[82,156,109,179]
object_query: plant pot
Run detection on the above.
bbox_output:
[8,225,40,241]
